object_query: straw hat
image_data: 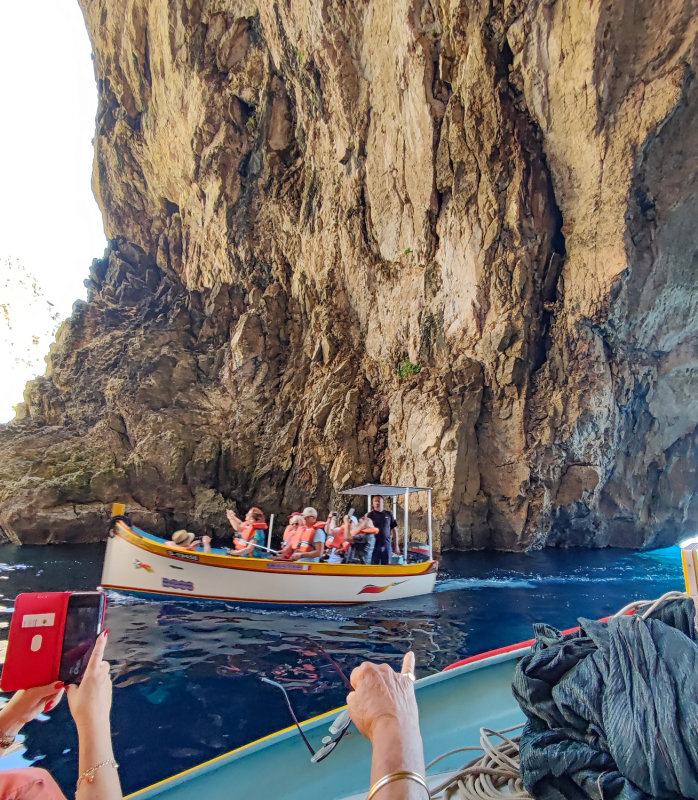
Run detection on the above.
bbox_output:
[172,529,195,546]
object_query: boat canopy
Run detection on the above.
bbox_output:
[338,483,431,496]
[338,484,434,559]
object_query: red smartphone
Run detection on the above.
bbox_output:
[0,591,106,692]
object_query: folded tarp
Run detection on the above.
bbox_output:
[513,598,698,799]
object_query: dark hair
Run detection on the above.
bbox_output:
[248,507,266,522]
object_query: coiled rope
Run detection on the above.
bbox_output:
[426,723,530,799]
[425,591,690,799]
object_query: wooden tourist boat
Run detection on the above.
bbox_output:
[100,485,438,605]
[126,641,530,800]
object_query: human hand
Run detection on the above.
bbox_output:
[347,652,419,742]
[226,510,239,523]
[66,631,112,735]
[202,536,211,544]
[0,681,65,734]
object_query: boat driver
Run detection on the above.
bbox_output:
[367,495,399,565]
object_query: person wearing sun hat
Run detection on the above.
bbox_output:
[170,529,212,553]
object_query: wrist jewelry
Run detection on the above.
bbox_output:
[0,732,16,749]
[366,771,430,800]
[76,759,119,792]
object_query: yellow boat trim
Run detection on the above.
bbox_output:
[126,705,345,798]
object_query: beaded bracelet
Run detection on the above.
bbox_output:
[366,770,430,800]
[76,759,119,793]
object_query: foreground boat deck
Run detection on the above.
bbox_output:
[128,650,526,800]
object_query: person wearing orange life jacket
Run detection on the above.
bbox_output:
[346,516,380,564]
[226,507,268,558]
[276,513,305,560]
[290,507,326,562]
[324,512,357,563]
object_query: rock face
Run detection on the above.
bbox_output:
[0,0,696,549]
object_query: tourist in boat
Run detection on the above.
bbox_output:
[324,512,356,563]
[347,650,426,800]
[346,516,380,564]
[367,495,399,565]
[0,632,123,800]
[226,507,268,558]
[289,507,326,562]
[170,530,212,553]
[277,513,304,559]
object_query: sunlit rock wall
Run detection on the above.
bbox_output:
[0,0,696,548]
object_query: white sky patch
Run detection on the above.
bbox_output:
[0,0,107,422]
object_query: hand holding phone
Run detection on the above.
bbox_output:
[66,630,112,733]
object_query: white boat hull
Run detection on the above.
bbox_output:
[101,521,438,605]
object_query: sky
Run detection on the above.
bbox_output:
[0,0,106,422]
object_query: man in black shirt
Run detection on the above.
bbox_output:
[367,495,399,565]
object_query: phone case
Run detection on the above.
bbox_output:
[0,592,104,692]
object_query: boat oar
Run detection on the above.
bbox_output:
[230,537,279,555]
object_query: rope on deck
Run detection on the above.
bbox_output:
[426,724,531,799]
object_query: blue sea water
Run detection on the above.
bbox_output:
[0,542,685,794]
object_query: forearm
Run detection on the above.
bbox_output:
[76,720,122,800]
[0,703,25,737]
[369,720,426,799]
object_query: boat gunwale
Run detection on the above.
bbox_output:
[112,522,438,578]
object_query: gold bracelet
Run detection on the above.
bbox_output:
[76,759,119,792]
[366,771,430,800]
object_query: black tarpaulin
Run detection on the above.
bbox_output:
[513,598,698,800]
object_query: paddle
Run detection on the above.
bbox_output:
[230,537,279,555]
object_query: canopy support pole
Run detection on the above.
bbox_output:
[392,497,398,560]
[267,513,274,551]
[404,489,409,559]
[427,490,433,560]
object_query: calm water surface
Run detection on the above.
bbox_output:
[0,542,684,794]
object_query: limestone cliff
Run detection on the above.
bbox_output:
[0,0,696,549]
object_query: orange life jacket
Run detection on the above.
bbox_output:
[297,521,325,553]
[326,524,350,551]
[279,526,303,559]
[233,520,268,550]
